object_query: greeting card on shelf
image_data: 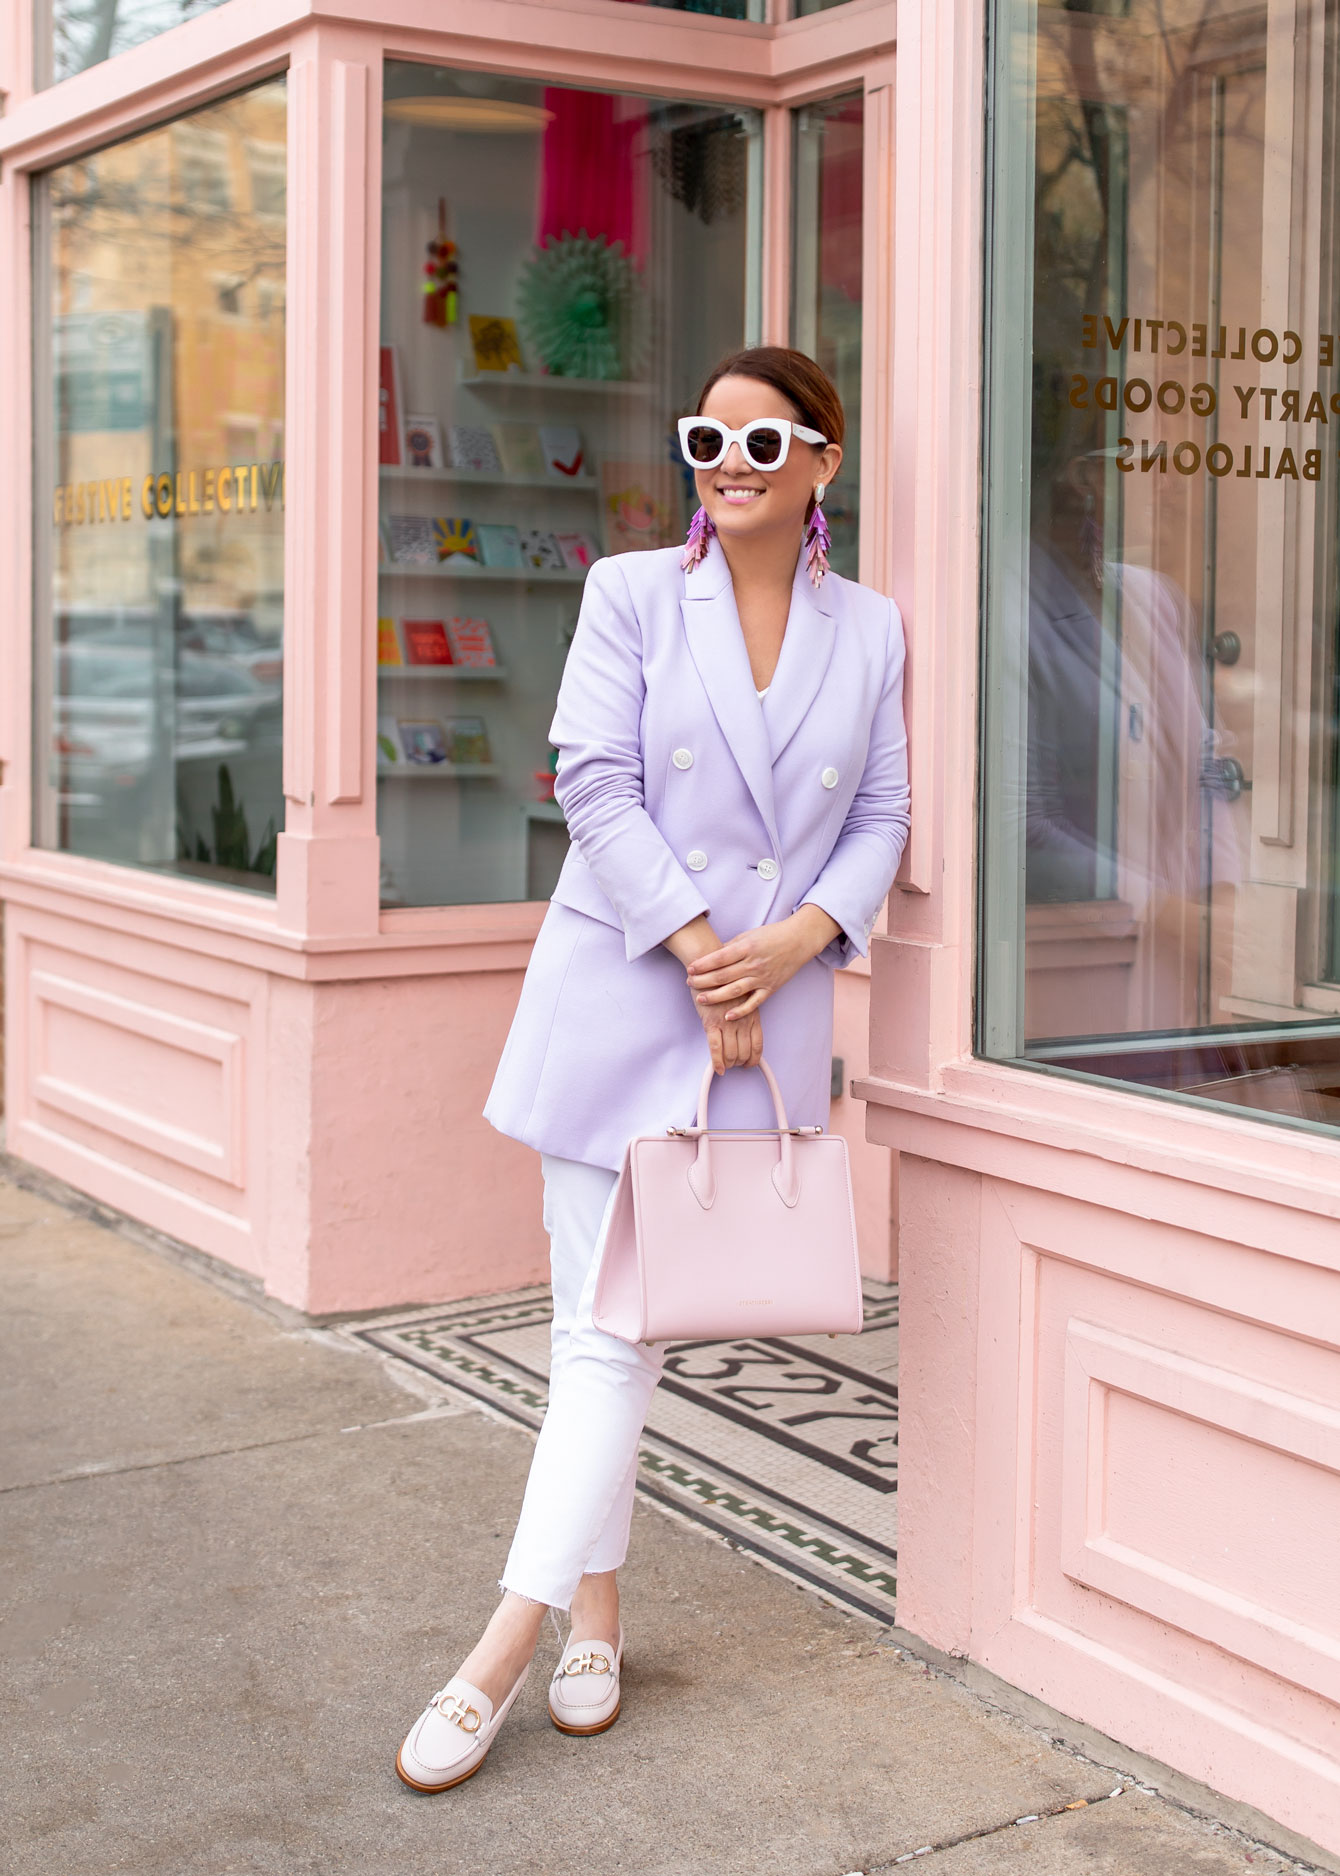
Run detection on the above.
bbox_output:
[476,524,524,569]
[494,423,546,478]
[404,414,444,469]
[554,531,600,572]
[448,424,503,474]
[520,529,565,571]
[600,460,677,553]
[434,517,479,562]
[398,719,450,765]
[445,716,493,765]
[377,715,404,769]
[445,616,498,667]
[377,617,404,666]
[387,515,438,565]
[403,618,453,665]
[469,315,525,374]
[539,425,585,480]
[379,347,405,466]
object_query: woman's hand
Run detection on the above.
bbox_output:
[687,903,843,1019]
[664,913,764,1073]
[698,998,763,1074]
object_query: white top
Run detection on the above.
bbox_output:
[756,686,770,698]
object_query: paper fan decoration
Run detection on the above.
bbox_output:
[516,233,647,382]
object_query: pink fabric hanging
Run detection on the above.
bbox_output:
[820,99,864,305]
[537,87,647,267]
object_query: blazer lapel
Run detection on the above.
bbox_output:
[681,539,779,848]
[761,551,838,762]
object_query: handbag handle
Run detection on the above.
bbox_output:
[687,1057,801,1211]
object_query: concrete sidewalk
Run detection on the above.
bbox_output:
[0,1173,1320,1876]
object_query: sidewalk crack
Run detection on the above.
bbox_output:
[863,1785,1128,1871]
[0,1402,471,1496]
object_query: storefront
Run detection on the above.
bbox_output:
[3,0,1340,1857]
[0,0,892,1306]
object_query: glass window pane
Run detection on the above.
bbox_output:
[33,79,287,894]
[980,0,1340,1133]
[37,0,228,90]
[791,92,863,580]
[792,1,858,13]
[377,63,761,910]
[610,0,763,13]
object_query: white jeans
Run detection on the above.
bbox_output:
[500,1155,665,1610]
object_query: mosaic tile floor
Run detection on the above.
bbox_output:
[352,1280,899,1624]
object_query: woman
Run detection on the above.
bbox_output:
[397,346,910,1792]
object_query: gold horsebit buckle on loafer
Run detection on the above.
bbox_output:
[561,1648,612,1677]
[433,1690,482,1733]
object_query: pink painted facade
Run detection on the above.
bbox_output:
[3,0,1340,1860]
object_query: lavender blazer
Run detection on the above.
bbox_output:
[484,536,911,1171]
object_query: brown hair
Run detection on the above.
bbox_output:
[695,346,845,450]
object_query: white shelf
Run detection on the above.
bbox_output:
[379,562,586,584]
[460,371,654,398]
[377,763,500,781]
[524,801,565,823]
[380,466,599,492]
[378,665,508,681]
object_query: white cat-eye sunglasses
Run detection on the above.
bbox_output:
[677,415,828,473]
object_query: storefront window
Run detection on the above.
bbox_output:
[980,0,1340,1132]
[32,79,286,892]
[377,63,761,909]
[792,93,862,579]
[36,0,228,89]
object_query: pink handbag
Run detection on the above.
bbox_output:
[591,1057,863,1344]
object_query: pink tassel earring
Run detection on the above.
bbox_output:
[805,485,831,588]
[682,504,715,573]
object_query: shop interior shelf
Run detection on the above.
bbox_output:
[459,371,654,398]
[377,763,500,781]
[379,563,586,584]
[380,466,599,492]
[377,665,509,681]
[524,801,565,822]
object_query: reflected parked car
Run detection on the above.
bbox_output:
[176,609,283,685]
[52,641,282,814]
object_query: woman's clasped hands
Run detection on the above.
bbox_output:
[684,903,843,1075]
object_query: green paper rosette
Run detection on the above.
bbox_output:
[516,233,647,382]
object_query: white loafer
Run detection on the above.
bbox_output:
[548,1627,623,1736]
[396,1665,530,1792]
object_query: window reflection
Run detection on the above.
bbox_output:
[792,93,863,580]
[982,0,1340,1132]
[609,0,760,15]
[788,88,859,581]
[34,79,286,892]
[37,0,227,88]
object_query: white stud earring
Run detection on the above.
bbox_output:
[814,483,826,504]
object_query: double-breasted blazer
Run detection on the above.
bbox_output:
[484,535,911,1171]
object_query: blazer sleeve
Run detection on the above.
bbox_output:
[797,597,911,966]
[550,558,710,962]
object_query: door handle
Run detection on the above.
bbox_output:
[1202,756,1249,801]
